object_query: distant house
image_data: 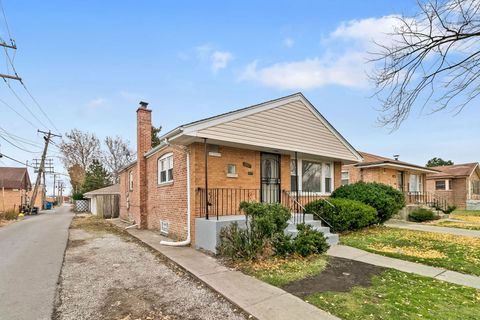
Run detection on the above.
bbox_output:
[0,167,41,212]
[342,152,440,206]
[426,163,480,210]
[118,93,362,252]
[84,184,120,218]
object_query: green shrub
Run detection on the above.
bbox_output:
[218,202,291,260]
[239,202,291,238]
[304,198,377,232]
[272,233,295,257]
[293,224,330,257]
[409,208,435,222]
[72,192,85,201]
[217,222,264,260]
[331,182,405,223]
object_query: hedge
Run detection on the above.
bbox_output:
[304,198,377,232]
[331,182,405,223]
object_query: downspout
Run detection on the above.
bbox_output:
[161,146,191,246]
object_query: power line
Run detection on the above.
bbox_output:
[0,132,41,153]
[0,97,37,129]
[20,81,61,134]
[0,126,42,147]
[0,0,13,44]
[3,79,50,130]
[0,152,34,168]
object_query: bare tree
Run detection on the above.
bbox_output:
[59,129,101,171]
[371,0,480,129]
[103,136,134,183]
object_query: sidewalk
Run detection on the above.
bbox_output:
[327,245,480,289]
[110,219,339,320]
[385,219,480,238]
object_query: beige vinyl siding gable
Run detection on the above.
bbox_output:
[195,100,358,161]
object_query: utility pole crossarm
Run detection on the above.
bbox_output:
[0,42,16,49]
[0,73,21,81]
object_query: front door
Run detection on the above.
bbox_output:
[261,153,280,203]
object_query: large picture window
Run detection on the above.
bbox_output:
[291,159,334,194]
[158,153,173,184]
[409,174,421,192]
[302,160,322,193]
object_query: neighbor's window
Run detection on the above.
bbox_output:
[435,180,446,190]
[129,171,134,191]
[158,153,174,184]
[409,174,421,193]
[324,163,332,193]
[302,160,322,193]
[473,181,480,195]
[341,171,349,186]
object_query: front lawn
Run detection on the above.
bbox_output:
[432,220,480,230]
[308,269,480,320]
[341,226,480,276]
[450,210,480,223]
[238,255,480,320]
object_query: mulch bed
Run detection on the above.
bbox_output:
[282,256,386,297]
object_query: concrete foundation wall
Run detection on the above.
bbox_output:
[195,216,247,254]
[467,200,480,210]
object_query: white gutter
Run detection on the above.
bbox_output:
[160,145,191,247]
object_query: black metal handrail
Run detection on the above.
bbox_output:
[197,188,262,219]
[282,190,334,229]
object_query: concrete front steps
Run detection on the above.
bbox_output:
[285,213,339,246]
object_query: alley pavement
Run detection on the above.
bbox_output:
[0,205,74,320]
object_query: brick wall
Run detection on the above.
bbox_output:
[119,164,140,223]
[426,178,466,209]
[1,189,25,212]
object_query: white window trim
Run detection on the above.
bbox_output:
[158,153,174,185]
[128,171,134,191]
[291,158,334,196]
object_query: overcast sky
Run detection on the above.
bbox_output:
[0,1,479,194]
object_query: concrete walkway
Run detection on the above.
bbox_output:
[327,245,480,290]
[385,219,480,237]
[0,205,74,320]
[110,219,339,320]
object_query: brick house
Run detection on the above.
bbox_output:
[0,167,32,212]
[118,93,362,251]
[341,152,439,205]
[426,163,480,210]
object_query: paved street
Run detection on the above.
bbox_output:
[0,205,74,320]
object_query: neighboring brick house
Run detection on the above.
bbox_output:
[342,152,439,205]
[426,163,480,210]
[0,167,32,212]
[118,93,362,250]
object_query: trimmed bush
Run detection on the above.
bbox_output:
[304,198,377,232]
[218,202,290,260]
[331,182,405,223]
[239,202,291,238]
[272,233,295,257]
[293,224,330,257]
[409,208,435,222]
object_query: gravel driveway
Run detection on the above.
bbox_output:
[54,216,249,320]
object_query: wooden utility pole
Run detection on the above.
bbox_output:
[29,130,61,213]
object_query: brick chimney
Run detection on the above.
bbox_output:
[137,101,152,229]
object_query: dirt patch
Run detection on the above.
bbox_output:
[282,256,386,297]
[54,216,248,320]
[68,239,87,248]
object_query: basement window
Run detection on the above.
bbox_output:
[160,220,169,234]
[227,164,237,178]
